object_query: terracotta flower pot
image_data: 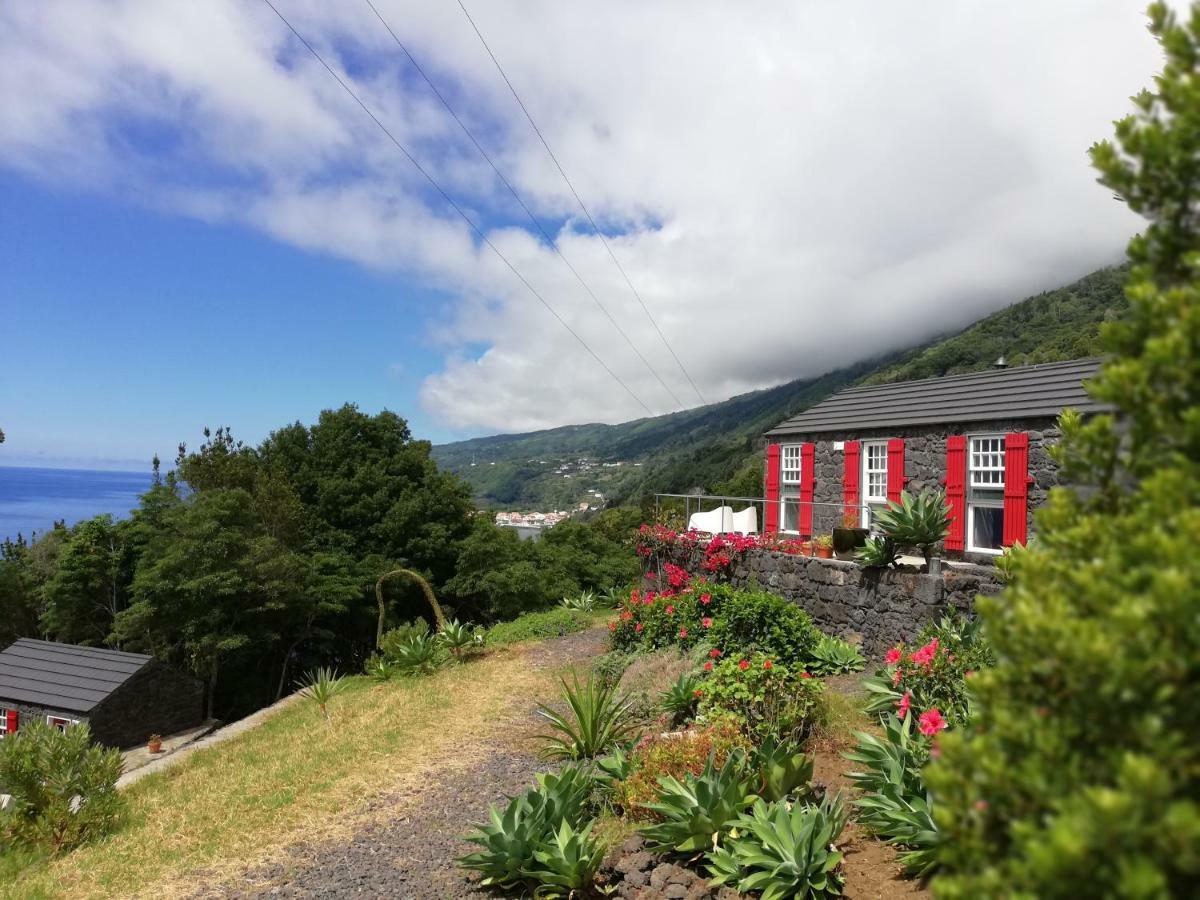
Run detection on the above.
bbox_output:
[147,738,163,754]
[815,545,833,559]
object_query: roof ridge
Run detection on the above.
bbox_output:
[838,356,1103,395]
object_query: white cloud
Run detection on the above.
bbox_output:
[0,0,1160,433]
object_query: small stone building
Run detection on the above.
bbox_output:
[0,639,204,749]
[762,358,1108,562]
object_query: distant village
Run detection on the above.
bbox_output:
[490,456,641,531]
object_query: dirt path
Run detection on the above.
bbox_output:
[190,627,609,899]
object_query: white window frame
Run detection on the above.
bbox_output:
[0,708,9,738]
[861,441,889,527]
[967,434,1006,555]
[46,715,79,733]
[779,444,803,534]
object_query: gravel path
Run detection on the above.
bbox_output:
[192,627,608,899]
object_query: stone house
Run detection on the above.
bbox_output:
[0,639,204,749]
[761,358,1107,562]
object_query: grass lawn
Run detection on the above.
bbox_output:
[0,615,603,900]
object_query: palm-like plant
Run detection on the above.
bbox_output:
[559,591,597,612]
[600,585,627,609]
[387,632,448,676]
[751,737,815,803]
[871,489,952,568]
[638,752,757,853]
[522,819,607,898]
[808,634,866,676]
[708,793,849,899]
[438,618,486,659]
[537,672,637,760]
[297,667,349,721]
[855,534,898,569]
[658,671,702,727]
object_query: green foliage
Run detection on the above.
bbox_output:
[522,818,606,899]
[855,534,898,569]
[378,621,430,657]
[458,764,597,892]
[436,618,486,659]
[698,652,825,744]
[592,651,633,689]
[638,751,758,853]
[487,608,593,646]
[537,672,638,761]
[560,590,596,612]
[870,489,952,566]
[808,634,866,676]
[749,737,816,804]
[658,671,702,727]
[382,632,448,676]
[929,10,1200,895]
[708,793,849,900]
[702,585,824,666]
[296,666,350,720]
[0,721,124,854]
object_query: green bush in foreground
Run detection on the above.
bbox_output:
[487,608,592,646]
[928,6,1200,896]
[0,721,124,854]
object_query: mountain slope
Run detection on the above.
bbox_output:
[433,265,1128,508]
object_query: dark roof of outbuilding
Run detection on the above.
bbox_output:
[0,639,153,714]
[766,357,1108,437]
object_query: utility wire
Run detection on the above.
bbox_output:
[362,0,684,411]
[259,0,654,416]
[455,0,707,407]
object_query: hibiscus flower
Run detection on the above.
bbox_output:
[918,708,948,736]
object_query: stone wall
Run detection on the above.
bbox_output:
[776,415,1061,564]
[660,548,1004,657]
[89,661,205,749]
[2,701,88,734]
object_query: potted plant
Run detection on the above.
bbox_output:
[800,539,814,557]
[147,734,163,754]
[815,535,834,559]
[832,509,870,560]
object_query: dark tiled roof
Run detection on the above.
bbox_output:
[0,639,152,714]
[766,358,1109,437]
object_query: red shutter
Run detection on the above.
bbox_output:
[944,435,967,552]
[886,439,906,504]
[4,709,16,736]
[764,444,781,536]
[798,443,815,539]
[1003,432,1030,547]
[843,441,860,522]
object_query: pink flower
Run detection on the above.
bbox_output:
[738,659,750,671]
[704,661,713,671]
[700,593,712,605]
[710,649,722,659]
[679,627,688,638]
[896,691,912,719]
[892,667,903,686]
[918,708,948,736]
[885,647,902,665]
[608,622,616,632]
[702,617,713,629]
[974,799,988,811]
[665,605,675,615]
[635,622,643,633]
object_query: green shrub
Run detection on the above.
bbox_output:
[855,534,898,569]
[522,819,606,899]
[382,632,448,676]
[708,793,849,899]
[378,621,429,657]
[560,591,596,612]
[436,618,486,659]
[592,650,633,689]
[703,585,823,665]
[638,751,757,853]
[487,608,592,646]
[698,652,825,744]
[808,634,866,676]
[658,671,702,727]
[750,736,816,803]
[537,672,638,760]
[0,721,124,853]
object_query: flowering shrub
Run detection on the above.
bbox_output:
[698,651,824,743]
[634,524,814,584]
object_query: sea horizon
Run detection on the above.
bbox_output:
[0,465,155,544]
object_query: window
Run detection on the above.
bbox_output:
[780,445,802,533]
[0,709,9,738]
[968,435,1005,553]
[46,716,78,733]
[861,441,888,526]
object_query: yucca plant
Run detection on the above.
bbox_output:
[297,667,350,721]
[523,819,607,898]
[708,793,849,899]
[438,618,486,660]
[808,634,866,676]
[363,654,395,682]
[855,534,898,569]
[560,591,597,612]
[751,737,815,803]
[638,752,757,853]
[387,632,449,676]
[658,671,702,727]
[871,489,952,569]
[537,672,638,760]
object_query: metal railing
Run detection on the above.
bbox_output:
[652,492,871,539]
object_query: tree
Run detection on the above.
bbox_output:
[0,537,44,645]
[928,5,1200,896]
[40,516,128,647]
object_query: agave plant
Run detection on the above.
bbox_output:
[522,819,607,898]
[808,634,866,676]
[871,489,952,568]
[297,667,350,721]
[363,654,395,682]
[537,672,638,760]
[387,632,449,676]
[751,737,815,803]
[638,752,758,853]
[658,671,702,727]
[842,712,927,800]
[594,743,633,794]
[600,585,627,609]
[855,534,898,569]
[438,618,486,659]
[560,591,597,612]
[854,783,940,876]
[708,793,849,900]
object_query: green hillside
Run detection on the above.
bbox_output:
[432,265,1128,509]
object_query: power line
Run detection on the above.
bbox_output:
[259,0,655,417]
[362,0,685,412]
[455,0,707,407]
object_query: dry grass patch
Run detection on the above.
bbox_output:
[1,645,562,900]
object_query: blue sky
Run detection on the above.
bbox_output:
[0,2,1157,471]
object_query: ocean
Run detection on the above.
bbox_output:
[0,466,154,544]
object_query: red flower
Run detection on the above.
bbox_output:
[665,605,675,615]
[710,649,722,658]
[800,671,811,679]
[892,667,903,686]
[608,622,616,632]
[885,647,902,665]
[738,659,750,671]
[704,661,713,671]
[693,689,703,698]
[635,622,643,633]
[620,610,632,621]
[918,708,948,736]
[679,627,688,638]
[896,691,912,719]
[974,799,988,811]
[699,593,712,605]
[701,617,713,629]
[763,660,773,670]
